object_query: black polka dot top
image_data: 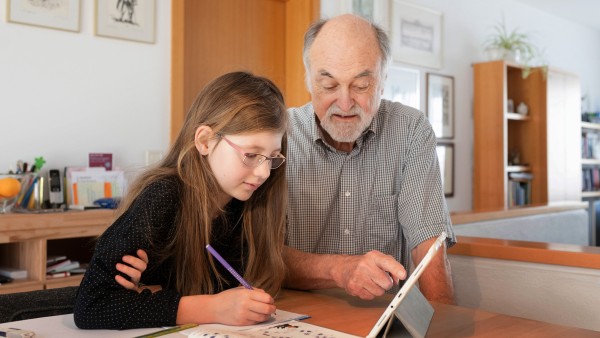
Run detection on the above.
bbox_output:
[74,177,245,330]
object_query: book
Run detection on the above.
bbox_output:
[46,271,71,279]
[46,259,72,272]
[48,261,80,273]
[0,266,28,279]
[187,320,359,338]
[46,255,67,265]
[89,153,113,171]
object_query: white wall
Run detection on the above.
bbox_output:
[0,1,171,179]
[322,0,600,212]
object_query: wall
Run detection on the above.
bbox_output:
[450,255,600,331]
[322,0,600,212]
[0,1,171,179]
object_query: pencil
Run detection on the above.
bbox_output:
[133,323,198,338]
[206,244,253,290]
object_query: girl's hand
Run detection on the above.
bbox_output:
[115,249,152,292]
[212,287,276,325]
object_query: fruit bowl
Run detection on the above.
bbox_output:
[0,174,28,213]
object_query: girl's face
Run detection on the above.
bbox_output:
[206,131,284,207]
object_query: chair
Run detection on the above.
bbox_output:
[0,286,78,323]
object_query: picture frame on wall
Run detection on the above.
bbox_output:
[436,143,454,197]
[426,73,454,139]
[390,0,443,69]
[7,0,80,32]
[383,66,420,110]
[95,0,156,43]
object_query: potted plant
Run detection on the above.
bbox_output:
[483,17,545,78]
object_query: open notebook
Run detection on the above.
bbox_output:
[177,309,358,338]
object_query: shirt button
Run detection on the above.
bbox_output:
[344,191,351,197]
[344,229,350,235]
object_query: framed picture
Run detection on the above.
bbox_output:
[390,0,443,69]
[436,143,454,197]
[383,66,420,109]
[426,73,454,139]
[95,0,156,43]
[7,0,80,32]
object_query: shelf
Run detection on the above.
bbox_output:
[582,191,600,198]
[0,210,113,293]
[582,121,600,130]
[45,274,84,289]
[582,158,600,165]
[507,165,531,172]
[507,112,530,121]
[0,279,43,295]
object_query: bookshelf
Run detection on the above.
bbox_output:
[582,121,600,245]
[473,60,581,210]
[0,210,113,294]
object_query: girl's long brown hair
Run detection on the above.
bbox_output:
[116,71,288,296]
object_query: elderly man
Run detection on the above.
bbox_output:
[283,14,455,304]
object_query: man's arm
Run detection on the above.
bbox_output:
[283,246,407,300]
[411,236,455,304]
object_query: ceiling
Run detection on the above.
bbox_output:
[515,0,600,33]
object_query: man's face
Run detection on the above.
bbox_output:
[307,29,383,143]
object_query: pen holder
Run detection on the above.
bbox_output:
[12,173,45,211]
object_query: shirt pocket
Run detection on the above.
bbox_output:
[365,194,399,251]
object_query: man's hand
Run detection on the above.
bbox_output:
[115,249,160,293]
[283,246,406,300]
[333,250,407,300]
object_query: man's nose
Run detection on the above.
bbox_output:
[336,88,355,112]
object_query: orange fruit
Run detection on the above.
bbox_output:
[0,177,22,198]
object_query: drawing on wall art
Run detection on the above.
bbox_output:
[7,0,80,32]
[391,0,443,69]
[95,0,155,43]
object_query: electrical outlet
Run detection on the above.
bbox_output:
[145,150,164,166]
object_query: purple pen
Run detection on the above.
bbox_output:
[205,244,253,290]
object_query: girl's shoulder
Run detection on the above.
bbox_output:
[139,175,182,202]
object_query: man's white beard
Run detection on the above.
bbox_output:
[320,105,373,142]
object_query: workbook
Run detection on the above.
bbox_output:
[178,310,358,338]
[186,320,359,338]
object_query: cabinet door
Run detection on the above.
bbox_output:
[171,0,319,142]
[547,70,582,202]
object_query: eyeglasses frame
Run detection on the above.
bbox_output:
[218,134,286,169]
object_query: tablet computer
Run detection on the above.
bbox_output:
[366,231,447,338]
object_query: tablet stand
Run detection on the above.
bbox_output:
[380,286,434,338]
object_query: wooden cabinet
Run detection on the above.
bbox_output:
[0,210,113,294]
[171,0,320,141]
[473,60,581,210]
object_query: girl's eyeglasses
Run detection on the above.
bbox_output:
[218,134,286,169]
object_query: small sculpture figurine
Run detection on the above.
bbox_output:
[517,102,528,115]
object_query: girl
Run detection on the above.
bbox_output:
[74,72,288,330]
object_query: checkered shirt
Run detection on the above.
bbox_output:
[285,99,455,272]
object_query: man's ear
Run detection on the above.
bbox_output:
[195,125,214,155]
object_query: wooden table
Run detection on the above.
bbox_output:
[275,289,600,337]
